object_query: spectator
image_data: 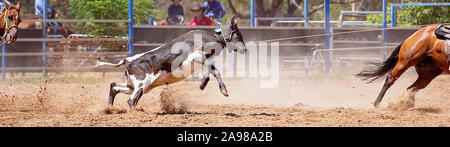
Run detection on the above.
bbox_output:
[190,4,213,26]
[167,0,184,25]
[35,0,60,35]
[168,0,183,18]
[0,0,11,9]
[202,0,226,24]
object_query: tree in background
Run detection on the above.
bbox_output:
[397,0,450,26]
[366,0,450,27]
[69,0,157,36]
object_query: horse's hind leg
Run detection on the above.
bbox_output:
[374,61,412,107]
[406,62,442,107]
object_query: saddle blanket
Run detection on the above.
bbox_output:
[447,40,450,70]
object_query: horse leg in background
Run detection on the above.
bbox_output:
[405,60,442,107]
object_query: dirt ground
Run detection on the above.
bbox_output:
[0,71,449,127]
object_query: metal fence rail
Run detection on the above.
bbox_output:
[0,52,129,56]
[22,19,130,23]
[306,46,397,75]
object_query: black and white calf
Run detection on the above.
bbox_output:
[97,15,247,110]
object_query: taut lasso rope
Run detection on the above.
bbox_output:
[259,25,431,43]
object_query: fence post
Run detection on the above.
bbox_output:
[304,0,308,27]
[391,4,396,27]
[250,0,255,27]
[129,0,134,56]
[382,0,388,60]
[1,44,5,81]
[324,0,331,73]
[42,0,48,78]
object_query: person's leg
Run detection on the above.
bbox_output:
[51,22,61,35]
[48,16,61,35]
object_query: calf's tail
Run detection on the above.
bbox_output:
[95,58,125,68]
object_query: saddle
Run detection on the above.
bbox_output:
[435,25,450,69]
[435,24,450,40]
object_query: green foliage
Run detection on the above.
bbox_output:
[397,1,450,26]
[69,0,157,36]
[366,0,450,27]
[365,9,391,25]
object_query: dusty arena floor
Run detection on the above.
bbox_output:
[0,71,449,127]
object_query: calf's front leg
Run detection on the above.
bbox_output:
[210,65,229,97]
[199,64,228,97]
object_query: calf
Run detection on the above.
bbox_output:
[97,15,247,110]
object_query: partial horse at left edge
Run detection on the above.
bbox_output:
[0,1,21,45]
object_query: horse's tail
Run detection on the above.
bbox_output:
[356,42,403,83]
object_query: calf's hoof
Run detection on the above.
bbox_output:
[128,100,136,110]
[199,84,206,90]
[221,89,229,97]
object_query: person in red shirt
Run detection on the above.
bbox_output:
[190,4,213,26]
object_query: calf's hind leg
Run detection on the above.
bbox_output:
[127,73,160,110]
[109,82,132,106]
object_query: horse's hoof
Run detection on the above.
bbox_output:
[221,89,229,97]
[373,102,381,108]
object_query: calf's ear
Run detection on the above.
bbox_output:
[16,2,21,10]
[3,0,9,8]
[230,14,238,28]
[225,14,238,30]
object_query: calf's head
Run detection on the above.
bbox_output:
[220,14,247,54]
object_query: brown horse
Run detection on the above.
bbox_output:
[358,24,450,108]
[0,1,21,45]
[18,21,74,38]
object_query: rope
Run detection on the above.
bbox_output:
[259,25,427,43]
